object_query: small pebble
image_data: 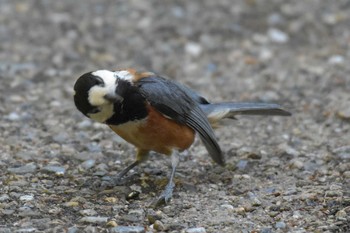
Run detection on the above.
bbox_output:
[275,221,287,229]
[77,119,92,129]
[147,210,163,224]
[233,207,246,215]
[126,191,140,200]
[67,226,79,233]
[110,226,145,233]
[64,201,79,207]
[14,228,37,233]
[95,163,109,171]
[289,159,304,169]
[0,194,10,202]
[236,160,248,170]
[343,171,350,178]
[122,209,145,222]
[5,112,21,121]
[328,55,344,65]
[128,209,144,218]
[86,143,102,153]
[18,206,39,217]
[83,226,98,233]
[260,228,273,233]
[220,204,234,211]
[284,188,298,195]
[19,195,34,202]
[267,13,284,25]
[268,28,289,43]
[333,145,350,159]
[247,192,262,206]
[284,145,300,157]
[52,132,69,143]
[259,48,273,61]
[335,209,347,220]
[42,165,66,176]
[153,220,165,231]
[7,163,37,174]
[80,159,96,170]
[104,197,118,203]
[79,216,109,224]
[185,227,206,233]
[293,211,302,219]
[106,220,118,227]
[337,108,350,121]
[79,209,98,216]
[2,209,15,215]
[185,42,202,57]
[268,211,279,217]
[172,6,184,18]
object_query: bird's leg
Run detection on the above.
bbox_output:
[115,149,149,181]
[151,150,180,207]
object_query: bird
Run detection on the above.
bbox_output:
[73,68,291,206]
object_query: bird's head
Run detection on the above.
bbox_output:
[73,70,126,123]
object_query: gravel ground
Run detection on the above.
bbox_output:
[1,0,349,232]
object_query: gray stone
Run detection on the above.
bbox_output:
[185,42,202,57]
[333,146,350,159]
[18,206,39,217]
[19,194,34,202]
[80,159,96,170]
[2,209,15,215]
[42,165,66,175]
[275,221,287,229]
[79,209,98,216]
[153,220,165,231]
[236,160,248,170]
[14,228,37,233]
[185,227,206,233]
[110,226,145,233]
[0,194,10,202]
[52,132,69,143]
[7,163,37,174]
[5,112,21,121]
[260,228,273,233]
[79,216,108,224]
[328,55,344,65]
[220,204,234,210]
[67,226,79,233]
[268,28,289,43]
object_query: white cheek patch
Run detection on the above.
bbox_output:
[88,86,108,106]
[89,70,119,106]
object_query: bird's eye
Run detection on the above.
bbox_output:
[95,77,104,86]
[90,107,100,114]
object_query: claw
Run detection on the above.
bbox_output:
[150,181,175,207]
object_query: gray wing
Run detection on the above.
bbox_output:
[136,76,224,165]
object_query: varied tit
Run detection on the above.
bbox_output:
[73,69,291,205]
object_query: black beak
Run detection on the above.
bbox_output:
[104,93,124,103]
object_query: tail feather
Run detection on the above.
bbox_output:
[200,102,291,124]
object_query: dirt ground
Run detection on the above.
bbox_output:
[0,0,349,232]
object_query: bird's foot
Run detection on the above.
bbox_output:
[150,181,175,207]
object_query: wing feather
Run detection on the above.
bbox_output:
[136,76,224,165]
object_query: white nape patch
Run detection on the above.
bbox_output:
[114,70,134,81]
[89,70,117,106]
